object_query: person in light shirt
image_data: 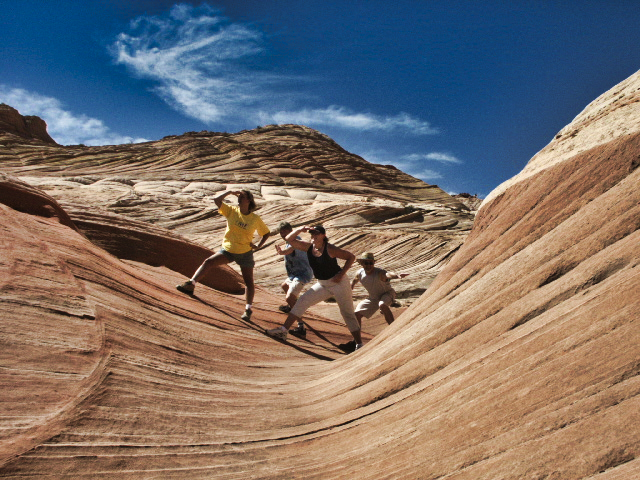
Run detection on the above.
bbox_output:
[176,189,270,321]
[351,252,408,327]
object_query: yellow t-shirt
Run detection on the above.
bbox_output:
[219,202,270,254]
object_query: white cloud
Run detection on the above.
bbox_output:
[0,85,148,146]
[357,149,445,182]
[402,152,462,164]
[408,169,443,181]
[110,4,437,135]
[262,106,437,134]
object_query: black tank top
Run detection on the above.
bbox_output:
[307,243,341,280]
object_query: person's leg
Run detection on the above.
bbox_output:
[380,304,395,324]
[354,298,375,328]
[286,292,298,308]
[266,282,330,338]
[240,265,255,307]
[286,279,305,308]
[192,252,230,283]
[177,252,230,293]
[278,280,293,313]
[378,293,395,325]
[330,277,362,346]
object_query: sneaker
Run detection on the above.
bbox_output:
[241,308,252,321]
[338,340,356,353]
[354,343,364,351]
[278,305,292,314]
[176,280,195,294]
[289,324,306,338]
[266,327,288,340]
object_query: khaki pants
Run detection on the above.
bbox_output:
[290,276,359,332]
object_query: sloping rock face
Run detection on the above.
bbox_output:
[1,68,639,479]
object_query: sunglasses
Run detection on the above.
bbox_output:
[361,260,374,265]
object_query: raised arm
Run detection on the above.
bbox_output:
[285,226,312,252]
[214,190,239,208]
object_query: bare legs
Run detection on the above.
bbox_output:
[380,303,395,325]
[280,281,299,309]
[190,253,255,308]
[239,265,255,307]
[191,252,231,282]
[355,302,395,328]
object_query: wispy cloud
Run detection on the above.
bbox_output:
[110,4,437,135]
[261,106,437,134]
[402,152,462,164]
[360,149,448,182]
[0,85,148,146]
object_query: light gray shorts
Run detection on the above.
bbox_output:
[285,277,307,297]
[355,292,395,318]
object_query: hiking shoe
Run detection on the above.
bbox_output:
[266,327,288,340]
[176,280,195,294]
[278,305,292,314]
[338,340,356,353]
[289,324,306,338]
[241,308,252,321]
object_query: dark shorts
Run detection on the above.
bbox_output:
[220,248,255,268]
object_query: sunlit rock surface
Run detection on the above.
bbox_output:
[1,66,639,479]
[0,105,474,307]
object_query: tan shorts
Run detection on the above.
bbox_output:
[355,292,395,319]
[285,278,307,297]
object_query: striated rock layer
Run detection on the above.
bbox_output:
[0,104,474,307]
[1,68,640,479]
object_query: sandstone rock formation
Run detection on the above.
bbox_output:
[0,104,57,145]
[0,104,475,307]
[1,68,639,479]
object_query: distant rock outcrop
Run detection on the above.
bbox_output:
[0,104,57,144]
[1,68,639,479]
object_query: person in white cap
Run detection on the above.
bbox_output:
[265,224,364,351]
[351,252,408,326]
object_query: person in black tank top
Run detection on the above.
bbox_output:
[306,242,341,280]
[266,225,364,351]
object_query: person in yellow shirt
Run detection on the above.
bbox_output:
[177,189,270,320]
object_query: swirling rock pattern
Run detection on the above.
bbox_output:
[1,68,639,479]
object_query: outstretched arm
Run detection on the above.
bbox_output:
[385,271,409,280]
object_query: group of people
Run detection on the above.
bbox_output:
[176,189,408,352]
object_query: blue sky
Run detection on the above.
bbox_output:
[1,1,639,196]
